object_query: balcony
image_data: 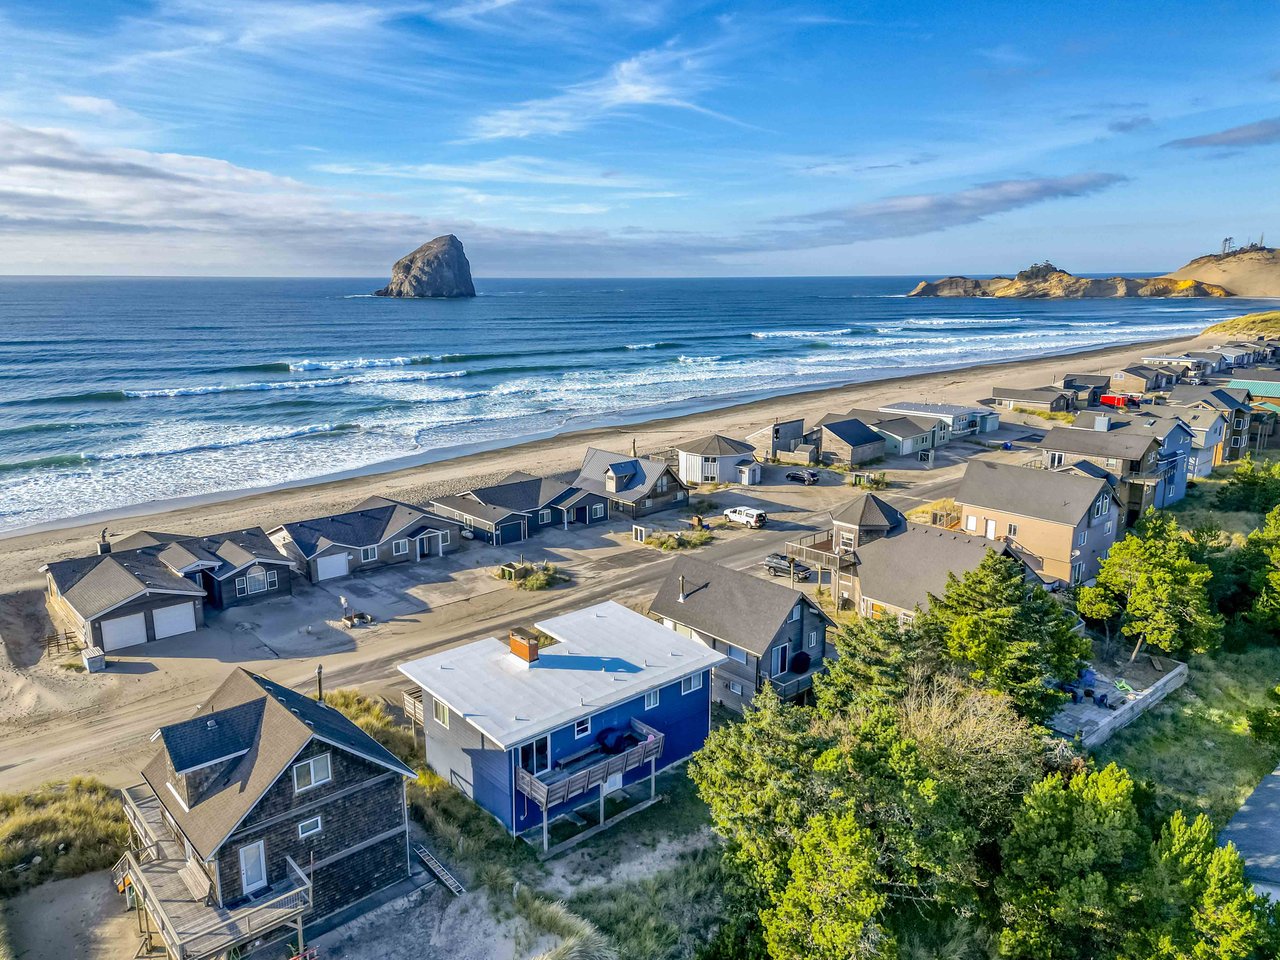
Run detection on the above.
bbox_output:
[515,718,664,811]
[117,785,311,960]
[768,657,823,700]
[784,530,857,570]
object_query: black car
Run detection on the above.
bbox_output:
[761,553,812,581]
[785,469,820,485]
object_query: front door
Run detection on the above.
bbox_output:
[238,840,267,896]
[772,644,789,677]
[984,519,996,540]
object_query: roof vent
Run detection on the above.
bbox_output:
[509,628,539,664]
[206,718,217,730]
[677,574,687,603]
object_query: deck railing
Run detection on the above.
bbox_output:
[515,718,664,810]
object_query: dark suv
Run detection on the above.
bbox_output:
[785,469,820,485]
[761,553,812,580]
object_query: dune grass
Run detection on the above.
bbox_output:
[0,778,128,898]
[1095,647,1280,826]
[1168,469,1263,539]
[1204,310,1280,338]
[319,688,420,766]
[518,564,570,591]
[645,530,714,551]
[1012,406,1075,422]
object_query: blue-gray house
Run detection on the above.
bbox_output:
[398,601,725,852]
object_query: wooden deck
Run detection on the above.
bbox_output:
[119,786,311,960]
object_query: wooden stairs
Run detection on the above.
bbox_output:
[412,843,466,896]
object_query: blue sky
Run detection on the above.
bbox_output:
[0,0,1277,276]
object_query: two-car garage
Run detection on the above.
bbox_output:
[96,599,202,651]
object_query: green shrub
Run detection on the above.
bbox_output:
[645,530,714,551]
[0,778,128,897]
[518,564,570,591]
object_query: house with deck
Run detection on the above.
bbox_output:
[745,418,807,459]
[991,386,1076,413]
[42,527,297,651]
[270,496,460,583]
[1187,351,1230,374]
[649,557,834,713]
[399,601,724,852]
[1037,425,1168,525]
[1132,407,1228,479]
[877,402,1000,437]
[1069,412,1193,506]
[954,460,1119,585]
[1168,386,1255,460]
[786,493,906,606]
[674,434,761,486]
[803,415,887,466]
[572,447,689,518]
[843,407,949,456]
[113,669,415,960]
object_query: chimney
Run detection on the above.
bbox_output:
[1094,414,1110,432]
[678,575,687,603]
[509,627,540,664]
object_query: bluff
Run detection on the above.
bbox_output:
[374,235,476,298]
[1162,246,1280,299]
[907,261,1232,299]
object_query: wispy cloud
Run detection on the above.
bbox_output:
[769,173,1127,246]
[1163,115,1280,149]
[1107,115,1153,133]
[465,43,735,141]
[315,155,657,188]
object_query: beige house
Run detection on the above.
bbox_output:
[953,460,1119,586]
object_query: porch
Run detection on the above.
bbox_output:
[515,718,665,855]
[116,785,311,960]
[769,661,822,701]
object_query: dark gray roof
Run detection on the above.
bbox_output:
[1070,412,1194,445]
[649,556,831,657]
[830,493,905,532]
[841,408,938,438]
[1168,385,1253,411]
[44,550,205,621]
[854,524,1008,613]
[431,494,525,526]
[468,471,573,512]
[1039,425,1158,461]
[142,669,414,860]
[1060,374,1111,388]
[274,500,430,557]
[574,447,685,504]
[1231,369,1280,383]
[991,386,1071,402]
[955,460,1111,525]
[677,434,755,457]
[1220,765,1280,886]
[1115,365,1162,381]
[817,416,884,449]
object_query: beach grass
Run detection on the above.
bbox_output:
[1013,406,1075,422]
[645,530,714,551]
[1204,311,1280,338]
[319,688,420,766]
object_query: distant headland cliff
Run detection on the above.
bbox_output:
[907,244,1279,299]
[374,234,476,298]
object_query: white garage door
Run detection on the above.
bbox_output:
[152,602,197,640]
[315,553,349,582]
[100,612,147,651]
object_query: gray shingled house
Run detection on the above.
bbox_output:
[649,557,834,712]
[114,669,416,960]
[431,471,612,543]
[41,527,296,651]
[991,386,1076,413]
[674,434,761,486]
[270,496,461,583]
[803,416,886,466]
[573,447,689,518]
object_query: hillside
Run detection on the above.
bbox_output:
[907,261,1232,299]
[1204,310,1280,338]
[1163,246,1280,298]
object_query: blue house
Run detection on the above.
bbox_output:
[398,601,725,852]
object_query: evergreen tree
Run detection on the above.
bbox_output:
[918,551,1089,722]
[812,616,921,716]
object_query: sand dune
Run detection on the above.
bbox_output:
[1164,246,1280,298]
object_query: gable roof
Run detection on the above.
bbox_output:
[431,494,525,526]
[273,500,431,557]
[677,434,755,457]
[990,386,1072,403]
[842,408,939,438]
[44,550,205,621]
[955,459,1111,526]
[1039,425,1159,461]
[817,416,884,448]
[649,556,833,657]
[142,669,414,860]
[1168,385,1253,411]
[574,447,685,504]
[467,471,573,513]
[1070,412,1194,445]
[398,601,725,749]
[854,524,1009,614]
[1059,374,1112,388]
[830,493,906,532]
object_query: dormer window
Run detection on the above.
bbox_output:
[293,753,331,793]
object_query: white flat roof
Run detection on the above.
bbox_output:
[397,600,727,749]
[879,401,995,418]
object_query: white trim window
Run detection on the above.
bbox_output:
[298,816,322,839]
[519,735,550,775]
[726,644,748,664]
[439,530,451,546]
[392,539,409,557]
[538,509,552,525]
[1077,529,1088,546]
[807,630,818,649]
[1048,452,1065,469]
[789,604,802,623]
[591,503,605,519]
[574,717,591,739]
[432,699,449,728]
[1007,522,1019,539]
[236,568,278,597]
[292,753,332,794]
[727,680,744,696]
[681,673,703,694]
[644,690,659,709]
[965,515,977,532]
[360,546,378,563]
[1071,562,1086,584]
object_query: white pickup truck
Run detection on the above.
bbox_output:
[723,506,768,529]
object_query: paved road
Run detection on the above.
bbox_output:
[0,470,962,791]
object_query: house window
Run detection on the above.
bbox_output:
[1048,452,1064,468]
[574,717,591,739]
[392,539,409,557]
[807,630,818,648]
[657,475,669,494]
[726,645,748,664]
[675,491,686,502]
[297,816,322,839]
[1104,457,1119,468]
[899,612,915,626]
[642,498,653,507]
[236,569,277,597]
[538,509,552,525]
[1078,529,1088,546]
[1235,418,1246,429]
[789,604,802,622]
[1007,523,1018,539]
[591,503,605,519]
[360,546,377,563]
[728,681,744,696]
[1231,436,1245,448]
[519,736,550,775]
[771,644,790,677]
[965,515,977,532]
[432,699,449,728]
[644,690,659,710]
[1071,562,1085,584]
[681,673,703,694]
[1105,520,1114,535]
[292,753,332,794]
[839,531,857,551]
[439,530,451,546]
[1094,494,1111,518]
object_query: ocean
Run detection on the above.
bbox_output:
[0,276,1260,534]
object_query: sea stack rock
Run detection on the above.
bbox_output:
[374,235,476,298]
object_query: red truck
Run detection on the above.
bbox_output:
[1099,393,1138,410]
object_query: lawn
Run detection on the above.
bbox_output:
[1095,646,1280,826]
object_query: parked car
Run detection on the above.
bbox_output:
[724,506,768,528]
[785,469,820,485]
[761,553,811,580]
[1099,393,1139,410]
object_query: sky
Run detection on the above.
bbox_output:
[0,0,1278,277]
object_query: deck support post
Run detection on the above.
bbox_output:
[598,785,605,827]
[649,757,656,800]
[295,916,306,953]
[542,807,549,853]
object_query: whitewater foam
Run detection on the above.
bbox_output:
[124,370,467,398]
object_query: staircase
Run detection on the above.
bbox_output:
[412,843,466,896]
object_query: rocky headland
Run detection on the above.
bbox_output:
[907,261,1232,299]
[374,234,476,298]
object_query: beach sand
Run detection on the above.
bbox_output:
[0,329,1217,739]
